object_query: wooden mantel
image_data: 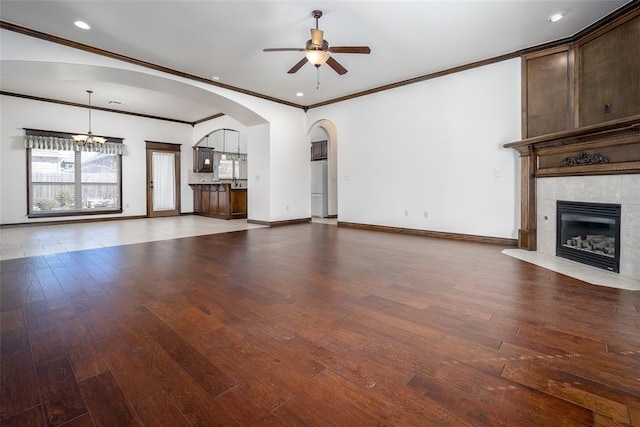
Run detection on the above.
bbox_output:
[504,114,640,250]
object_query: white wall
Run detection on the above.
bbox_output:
[0,96,193,224]
[306,59,522,239]
[1,29,312,224]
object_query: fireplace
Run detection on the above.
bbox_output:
[556,201,621,272]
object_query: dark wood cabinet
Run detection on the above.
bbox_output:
[310,140,327,160]
[190,183,246,219]
[523,48,571,138]
[577,15,640,127]
[521,11,639,138]
[193,147,214,173]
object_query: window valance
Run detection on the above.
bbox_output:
[24,135,125,155]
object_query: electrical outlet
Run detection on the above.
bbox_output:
[494,169,501,178]
[404,210,409,217]
[604,103,612,114]
[423,210,429,218]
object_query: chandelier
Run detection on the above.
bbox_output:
[73,90,106,145]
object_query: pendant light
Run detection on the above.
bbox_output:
[221,129,227,161]
[203,134,211,165]
[73,90,106,145]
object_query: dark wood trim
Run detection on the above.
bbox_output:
[337,221,518,246]
[504,114,640,150]
[326,214,338,219]
[505,114,640,250]
[572,1,640,45]
[146,143,182,218]
[0,21,303,110]
[247,217,311,227]
[1,215,146,228]
[193,113,226,125]
[306,52,521,110]
[2,2,636,112]
[2,91,194,126]
[145,141,182,152]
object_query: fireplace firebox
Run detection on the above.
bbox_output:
[556,201,621,272]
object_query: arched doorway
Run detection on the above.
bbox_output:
[308,120,338,219]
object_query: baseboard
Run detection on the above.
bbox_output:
[337,221,518,246]
[247,217,312,227]
[1,215,148,228]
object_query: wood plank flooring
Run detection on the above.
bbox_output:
[1,223,639,426]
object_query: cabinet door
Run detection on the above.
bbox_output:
[311,141,328,160]
[218,186,229,218]
[193,186,202,213]
[208,187,218,214]
[201,187,210,214]
[199,149,213,172]
[231,190,247,215]
[579,16,640,126]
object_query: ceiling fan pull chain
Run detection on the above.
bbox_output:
[317,67,320,90]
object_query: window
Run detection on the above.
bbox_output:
[26,130,123,217]
[217,158,247,180]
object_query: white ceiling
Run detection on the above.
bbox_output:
[0,1,631,123]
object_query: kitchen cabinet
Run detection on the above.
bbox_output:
[310,140,327,160]
[193,147,214,172]
[190,183,246,219]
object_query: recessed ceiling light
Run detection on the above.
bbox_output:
[296,92,304,97]
[211,76,220,81]
[548,11,565,23]
[74,21,91,30]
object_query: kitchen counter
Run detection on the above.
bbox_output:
[190,182,247,219]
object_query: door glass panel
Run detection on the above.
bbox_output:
[152,152,176,210]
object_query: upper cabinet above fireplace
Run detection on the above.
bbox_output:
[522,7,640,139]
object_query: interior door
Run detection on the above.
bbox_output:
[146,141,181,217]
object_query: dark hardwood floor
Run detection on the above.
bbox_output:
[1,223,639,426]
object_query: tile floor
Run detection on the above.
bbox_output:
[0,216,264,261]
[502,248,640,291]
[0,216,338,261]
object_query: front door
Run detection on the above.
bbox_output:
[146,141,181,217]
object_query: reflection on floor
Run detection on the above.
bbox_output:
[502,248,640,291]
[0,216,267,261]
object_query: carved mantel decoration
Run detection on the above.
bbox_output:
[560,152,608,167]
[504,115,640,250]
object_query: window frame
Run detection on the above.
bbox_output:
[25,128,124,218]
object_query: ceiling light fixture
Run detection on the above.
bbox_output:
[548,11,566,22]
[73,90,106,145]
[305,49,330,66]
[296,92,304,97]
[74,21,91,30]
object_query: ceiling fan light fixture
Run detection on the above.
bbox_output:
[306,49,330,66]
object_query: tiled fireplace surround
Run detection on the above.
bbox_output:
[504,115,640,286]
[536,175,640,280]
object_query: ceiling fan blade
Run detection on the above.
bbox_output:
[326,56,348,75]
[311,29,324,46]
[287,57,308,74]
[329,46,371,54]
[263,48,305,52]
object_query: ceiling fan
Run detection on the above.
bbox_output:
[263,10,371,75]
